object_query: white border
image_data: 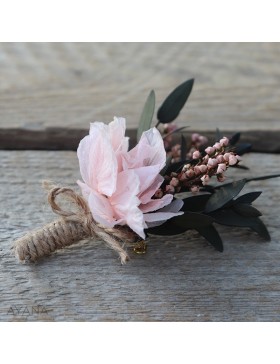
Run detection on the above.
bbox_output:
[0,0,279,41]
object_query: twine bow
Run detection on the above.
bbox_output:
[13,181,140,264]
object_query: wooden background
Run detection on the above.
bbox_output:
[1,43,280,321]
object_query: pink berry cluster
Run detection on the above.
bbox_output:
[166,132,209,164]
[187,133,208,159]
[156,136,241,197]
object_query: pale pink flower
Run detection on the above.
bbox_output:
[213,142,222,150]
[223,152,231,162]
[207,158,218,168]
[170,177,179,187]
[186,169,194,178]
[201,175,210,185]
[191,133,200,142]
[198,135,208,145]
[220,137,229,147]
[216,155,224,163]
[199,164,208,174]
[194,166,201,175]
[217,163,227,174]
[192,150,201,159]
[228,155,238,165]
[165,185,175,194]
[77,117,183,239]
[205,146,215,155]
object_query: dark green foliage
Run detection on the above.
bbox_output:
[196,225,223,252]
[157,78,194,123]
[235,191,262,204]
[209,210,270,241]
[204,179,247,213]
[232,203,262,217]
[180,135,187,162]
[137,90,155,142]
[182,194,211,212]
[138,78,280,253]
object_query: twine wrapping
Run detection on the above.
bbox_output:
[13,181,140,264]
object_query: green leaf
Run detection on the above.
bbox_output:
[165,159,191,175]
[172,212,214,229]
[204,179,247,213]
[137,90,155,142]
[162,126,189,140]
[235,191,262,204]
[209,210,271,240]
[235,143,252,155]
[160,155,172,176]
[250,218,271,240]
[245,174,280,183]
[157,78,194,123]
[182,194,211,212]
[230,164,250,170]
[229,132,241,146]
[215,128,222,142]
[232,203,262,217]
[180,135,187,162]
[196,225,223,252]
[146,220,187,236]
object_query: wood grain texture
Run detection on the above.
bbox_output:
[1,42,280,134]
[1,128,280,153]
[1,151,280,321]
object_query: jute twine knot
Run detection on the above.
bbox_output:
[13,181,140,264]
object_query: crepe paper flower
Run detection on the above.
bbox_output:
[77,117,183,239]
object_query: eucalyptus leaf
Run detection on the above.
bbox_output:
[235,191,262,204]
[162,126,189,140]
[209,210,270,240]
[229,132,241,146]
[232,203,262,217]
[146,220,187,236]
[210,209,253,226]
[196,225,223,252]
[180,135,187,162]
[250,218,271,240]
[165,159,191,175]
[172,212,214,229]
[215,128,222,142]
[182,194,211,212]
[160,155,172,176]
[204,179,247,213]
[230,164,249,170]
[157,78,194,123]
[245,174,280,183]
[235,143,252,155]
[137,90,155,142]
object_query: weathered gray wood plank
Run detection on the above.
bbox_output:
[1,43,280,134]
[1,128,279,153]
[1,151,280,321]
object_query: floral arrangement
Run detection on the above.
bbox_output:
[13,78,280,263]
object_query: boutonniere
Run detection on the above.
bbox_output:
[13,79,280,263]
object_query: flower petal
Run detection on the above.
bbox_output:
[88,191,116,228]
[110,169,146,239]
[78,124,118,196]
[132,165,162,196]
[124,127,166,170]
[109,116,129,153]
[138,174,164,204]
[77,179,91,200]
[140,194,173,213]
[144,199,184,228]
